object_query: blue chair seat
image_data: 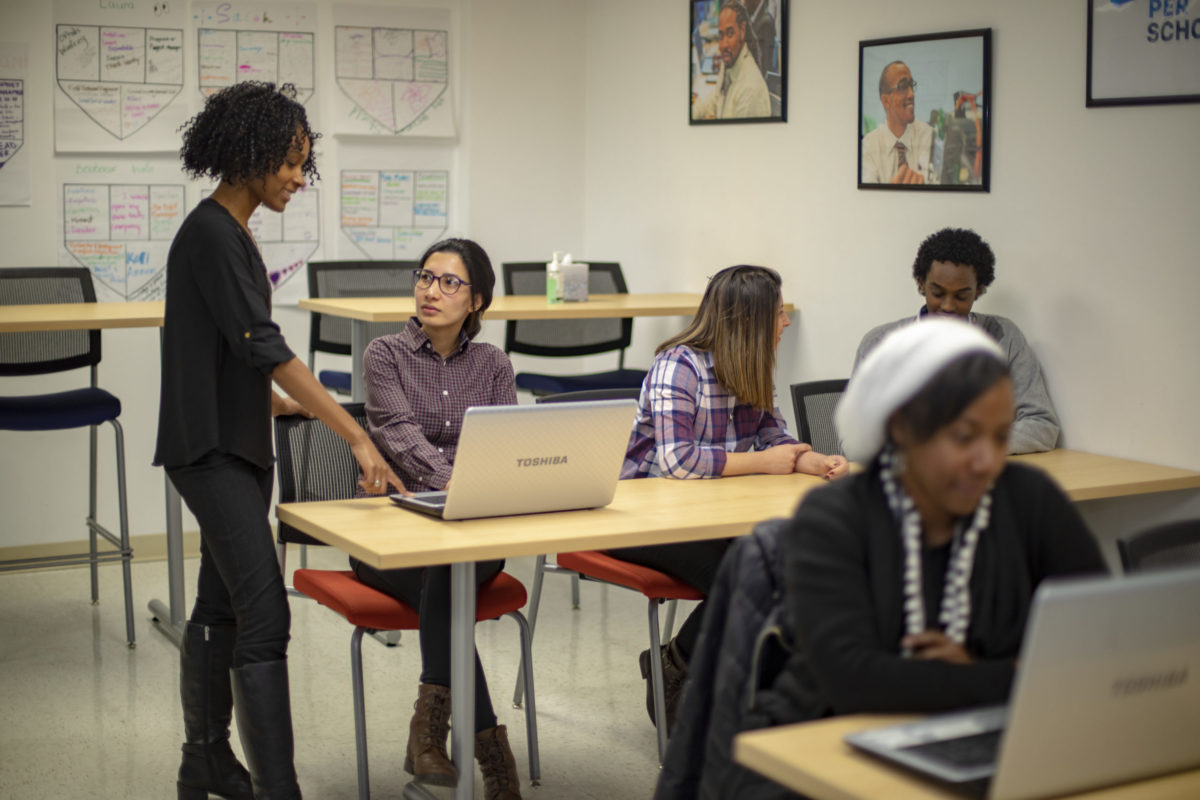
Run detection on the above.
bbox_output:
[0,387,122,431]
[318,369,353,395]
[515,368,646,396]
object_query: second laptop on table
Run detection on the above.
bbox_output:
[390,399,637,520]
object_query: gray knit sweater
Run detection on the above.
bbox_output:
[853,310,1061,454]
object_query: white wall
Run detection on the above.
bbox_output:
[0,0,586,548]
[581,0,1200,473]
[2,0,1197,551]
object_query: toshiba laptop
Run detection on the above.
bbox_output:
[389,399,636,520]
[846,567,1200,799]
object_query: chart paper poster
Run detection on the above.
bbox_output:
[340,169,448,259]
[57,159,188,302]
[192,2,317,104]
[54,0,189,153]
[0,43,30,206]
[333,5,454,137]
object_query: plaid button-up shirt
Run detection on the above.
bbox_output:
[621,345,796,479]
[364,318,516,491]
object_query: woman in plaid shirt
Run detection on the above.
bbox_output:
[612,265,848,733]
[348,238,525,798]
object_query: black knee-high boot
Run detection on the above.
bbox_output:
[177,623,254,800]
[230,659,302,800]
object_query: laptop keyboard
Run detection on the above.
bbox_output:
[900,729,1002,770]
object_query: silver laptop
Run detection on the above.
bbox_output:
[390,399,636,520]
[846,567,1200,799]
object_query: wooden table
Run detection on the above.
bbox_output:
[276,450,1200,799]
[734,714,1200,800]
[299,293,791,401]
[277,471,826,799]
[0,300,188,649]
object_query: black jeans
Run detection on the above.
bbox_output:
[351,558,505,733]
[606,538,733,662]
[167,451,290,666]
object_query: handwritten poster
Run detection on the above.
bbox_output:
[57,160,188,301]
[192,2,317,104]
[0,43,29,206]
[333,5,454,137]
[54,0,189,152]
[340,169,449,259]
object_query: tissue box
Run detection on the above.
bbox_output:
[561,262,589,302]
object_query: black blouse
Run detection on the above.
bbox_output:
[781,461,1107,719]
[154,198,295,470]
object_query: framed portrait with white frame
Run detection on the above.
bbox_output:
[858,29,991,191]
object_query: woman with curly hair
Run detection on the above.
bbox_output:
[154,82,404,800]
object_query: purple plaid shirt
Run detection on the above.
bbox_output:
[621,345,796,479]
[364,318,517,491]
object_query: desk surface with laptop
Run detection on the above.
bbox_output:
[734,568,1200,800]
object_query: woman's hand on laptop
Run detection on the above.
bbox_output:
[902,630,972,664]
[353,440,410,496]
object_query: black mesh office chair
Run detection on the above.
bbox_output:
[1116,519,1200,574]
[790,379,848,457]
[502,262,646,396]
[307,260,416,394]
[0,267,135,646]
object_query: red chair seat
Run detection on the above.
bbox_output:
[556,551,705,601]
[293,569,529,631]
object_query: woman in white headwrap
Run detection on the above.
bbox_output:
[777,318,1105,723]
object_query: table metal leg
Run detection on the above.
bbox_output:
[148,472,186,649]
[351,320,368,402]
[450,561,476,800]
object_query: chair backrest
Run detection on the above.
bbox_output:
[790,379,848,457]
[502,262,633,358]
[0,267,101,377]
[1117,519,1200,574]
[307,260,417,356]
[274,402,369,547]
[535,387,642,404]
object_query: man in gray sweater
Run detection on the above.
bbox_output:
[853,227,1060,454]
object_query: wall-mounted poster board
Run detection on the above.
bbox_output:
[1087,0,1200,106]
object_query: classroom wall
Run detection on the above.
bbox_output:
[2,0,1197,552]
[0,0,587,549]
[581,0,1200,473]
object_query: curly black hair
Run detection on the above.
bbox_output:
[911,227,996,288]
[179,82,320,185]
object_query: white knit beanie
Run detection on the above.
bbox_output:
[836,317,1004,463]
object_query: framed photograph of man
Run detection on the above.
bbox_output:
[1087,0,1200,107]
[858,29,992,191]
[690,0,788,124]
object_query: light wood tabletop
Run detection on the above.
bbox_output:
[734,714,1200,800]
[276,471,824,570]
[1013,449,1200,501]
[0,301,165,331]
[298,292,751,322]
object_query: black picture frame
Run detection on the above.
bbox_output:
[858,28,991,191]
[689,0,788,125]
[1086,0,1200,107]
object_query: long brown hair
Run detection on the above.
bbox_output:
[657,265,781,411]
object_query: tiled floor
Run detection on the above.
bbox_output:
[0,548,692,799]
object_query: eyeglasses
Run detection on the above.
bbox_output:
[886,77,917,94]
[413,268,472,295]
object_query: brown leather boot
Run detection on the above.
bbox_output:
[638,637,689,733]
[475,724,522,800]
[403,683,457,786]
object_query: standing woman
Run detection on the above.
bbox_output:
[349,238,525,799]
[155,82,403,800]
[614,265,848,732]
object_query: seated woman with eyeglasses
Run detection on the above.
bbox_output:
[348,238,525,798]
[612,264,849,735]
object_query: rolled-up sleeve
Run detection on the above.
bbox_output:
[189,232,293,375]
